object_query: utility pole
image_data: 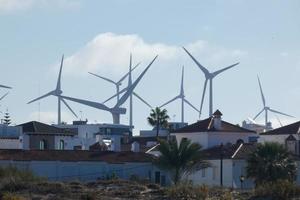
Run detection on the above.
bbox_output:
[220,143,224,187]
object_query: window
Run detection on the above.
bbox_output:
[201,168,206,178]
[212,167,217,180]
[155,171,161,184]
[39,139,47,150]
[59,140,65,150]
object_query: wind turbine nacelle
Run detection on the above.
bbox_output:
[111,107,126,115]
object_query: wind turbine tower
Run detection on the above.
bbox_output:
[60,55,158,125]
[28,55,78,124]
[160,66,199,123]
[183,47,239,118]
[254,76,294,129]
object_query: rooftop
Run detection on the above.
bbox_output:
[171,117,255,134]
[260,121,300,135]
[18,121,77,136]
[0,149,153,163]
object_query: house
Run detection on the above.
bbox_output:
[0,149,170,185]
[139,122,187,137]
[171,110,258,150]
[259,121,300,155]
[0,124,22,149]
[18,121,77,150]
[57,120,132,151]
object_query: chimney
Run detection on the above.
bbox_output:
[213,110,223,130]
[131,141,140,152]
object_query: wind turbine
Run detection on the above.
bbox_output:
[0,84,12,89]
[88,59,140,103]
[0,92,9,101]
[99,54,152,128]
[253,76,293,128]
[59,55,158,125]
[160,66,199,123]
[183,47,239,118]
[27,55,78,124]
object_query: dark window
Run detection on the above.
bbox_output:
[155,171,160,184]
[161,175,166,186]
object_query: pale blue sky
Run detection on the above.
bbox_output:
[0,0,299,134]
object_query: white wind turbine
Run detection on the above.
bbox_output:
[0,92,9,101]
[88,58,140,103]
[160,66,199,123]
[89,54,152,128]
[60,55,158,125]
[0,84,11,89]
[28,55,78,124]
[183,47,239,118]
[253,76,294,128]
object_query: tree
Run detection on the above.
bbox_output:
[3,109,11,125]
[156,138,209,185]
[247,142,297,186]
[147,107,170,138]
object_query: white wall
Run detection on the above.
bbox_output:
[0,138,21,149]
[208,132,255,147]
[173,132,208,149]
[187,159,233,188]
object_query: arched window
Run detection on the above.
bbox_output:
[39,139,47,150]
[236,139,244,146]
[59,140,65,150]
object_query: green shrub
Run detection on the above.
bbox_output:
[167,183,208,200]
[1,192,25,200]
[0,166,38,182]
[255,179,300,200]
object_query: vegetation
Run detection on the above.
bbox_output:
[254,179,300,200]
[147,107,170,138]
[156,138,209,185]
[246,142,297,186]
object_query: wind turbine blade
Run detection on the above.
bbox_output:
[133,92,152,108]
[268,108,294,118]
[0,92,9,101]
[61,98,78,118]
[102,87,127,104]
[184,99,200,113]
[182,47,210,75]
[117,62,141,84]
[115,55,158,108]
[274,114,283,127]
[27,91,55,104]
[56,54,64,91]
[160,96,179,108]
[247,117,257,124]
[257,76,266,107]
[0,84,12,89]
[61,95,110,111]
[88,72,117,85]
[199,79,208,117]
[212,62,239,77]
[253,108,265,120]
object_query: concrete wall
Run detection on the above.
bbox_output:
[0,138,21,149]
[173,132,209,149]
[187,159,233,188]
[0,160,169,184]
[208,132,255,147]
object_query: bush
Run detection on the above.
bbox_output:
[29,181,71,195]
[255,179,300,200]
[1,192,25,200]
[167,183,208,200]
[0,166,38,182]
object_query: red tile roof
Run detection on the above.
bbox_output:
[0,149,153,163]
[260,121,300,135]
[171,117,255,133]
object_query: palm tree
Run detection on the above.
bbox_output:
[147,107,170,138]
[156,138,209,185]
[247,142,297,186]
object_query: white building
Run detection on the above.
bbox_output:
[0,124,22,149]
[171,110,258,150]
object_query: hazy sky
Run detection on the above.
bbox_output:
[0,0,299,134]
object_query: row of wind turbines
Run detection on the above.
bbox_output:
[25,47,294,130]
